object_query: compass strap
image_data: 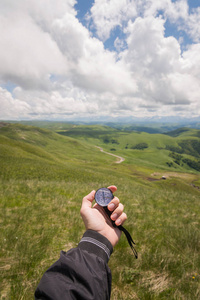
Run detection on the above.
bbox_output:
[118,225,138,259]
[104,207,138,259]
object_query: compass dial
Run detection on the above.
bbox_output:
[95,187,114,207]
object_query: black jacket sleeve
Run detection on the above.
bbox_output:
[35,230,113,300]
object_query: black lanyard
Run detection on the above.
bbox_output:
[95,187,138,259]
[104,207,138,259]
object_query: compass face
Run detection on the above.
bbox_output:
[95,188,114,207]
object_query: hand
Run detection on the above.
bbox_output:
[80,185,127,247]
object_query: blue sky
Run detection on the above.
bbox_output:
[0,0,200,120]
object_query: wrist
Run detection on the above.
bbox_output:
[99,227,122,247]
[78,230,113,263]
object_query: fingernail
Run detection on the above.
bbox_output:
[111,213,117,220]
[115,218,122,226]
[108,203,115,210]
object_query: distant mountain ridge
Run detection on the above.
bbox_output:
[4,117,200,133]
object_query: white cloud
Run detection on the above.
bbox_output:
[89,0,137,41]
[142,0,188,21]
[89,0,189,41]
[7,86,98,119]
[50,9,137,95]
[0,87,31,119]
[119,15,200,110]
[121,17,184,103]
[0,0,200,120]
[184,7,200,42]
[114,37,127,52]
[0,7,68,90]
[181,43,200,78]
[0,0,137,96]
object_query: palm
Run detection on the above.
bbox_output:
[81,187,122,246]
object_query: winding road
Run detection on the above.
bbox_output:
[95,146,125,164]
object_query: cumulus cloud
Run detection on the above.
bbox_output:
[0,87,31,119]
[142,0,188,21]
[120,17,181,103]
[183,7,200,42]
[0,0,200,120]
[89,0,189,41]
[118,15,200,111]
[51,13,137,95]
[0,1,71,90]
[89,0,137,41]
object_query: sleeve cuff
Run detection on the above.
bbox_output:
[78,230,113,263]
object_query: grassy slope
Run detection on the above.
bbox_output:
[0,123,200,300]
[0,124,119,181]
[58,126,200,174]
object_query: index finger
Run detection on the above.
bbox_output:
[107,185,117,193]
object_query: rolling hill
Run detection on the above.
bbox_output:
[57,125,200,174]
[0,122,200,300]
[0,123,120,181]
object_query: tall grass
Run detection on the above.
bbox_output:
[109,182,200,299]
[0,123,200,299]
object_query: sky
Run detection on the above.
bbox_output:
[0,0,200,121]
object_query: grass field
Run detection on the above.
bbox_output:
[0,122,200,299]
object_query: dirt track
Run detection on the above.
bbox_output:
[95,146,125,163]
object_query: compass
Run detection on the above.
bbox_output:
[94,187,114,207]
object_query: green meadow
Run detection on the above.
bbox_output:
[0,122,200,299]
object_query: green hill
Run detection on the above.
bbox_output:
[0,122,200,300]
[57,125,200,173]
[0,123,119,181]
[164,127,200,137]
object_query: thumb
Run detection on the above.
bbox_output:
[81,190,96,211]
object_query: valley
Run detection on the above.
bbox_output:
[0,122,199,300]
